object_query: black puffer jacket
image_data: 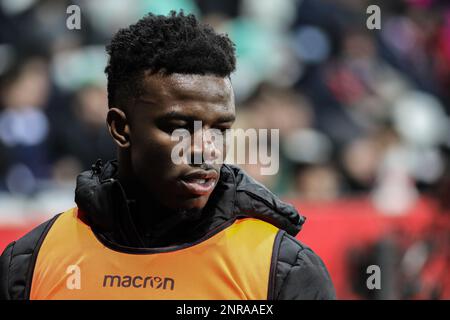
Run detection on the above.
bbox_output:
[0,160,335,300]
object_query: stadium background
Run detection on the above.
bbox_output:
[0,0,449,299]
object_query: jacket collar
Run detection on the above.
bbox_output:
[74,159,305,248]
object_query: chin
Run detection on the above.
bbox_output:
[174,195,210,211]
[167,198,208,221]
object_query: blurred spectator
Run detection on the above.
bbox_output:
[294,164,341,202]
[48,84,115,175]
[0,57,51,194]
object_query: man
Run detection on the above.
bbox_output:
[0,11,335,300]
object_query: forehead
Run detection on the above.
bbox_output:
[138,72,234,114]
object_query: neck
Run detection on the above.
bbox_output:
[118,152,206,247]
[129,194,204,247]
[117,158,203,247]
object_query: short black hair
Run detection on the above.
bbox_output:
[105,10,236,108]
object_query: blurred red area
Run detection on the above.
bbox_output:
[1,196,449,299]
[293,197,450,299]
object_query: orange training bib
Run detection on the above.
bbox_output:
[30,208,279,300]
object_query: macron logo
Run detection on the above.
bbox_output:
[103,274,175,290]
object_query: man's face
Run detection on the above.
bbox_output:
[113,72,235,210]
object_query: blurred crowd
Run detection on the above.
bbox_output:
[0,0,450,218]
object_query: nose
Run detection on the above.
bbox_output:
[191,127,223,165]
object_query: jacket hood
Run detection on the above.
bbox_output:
[75,159,305,248]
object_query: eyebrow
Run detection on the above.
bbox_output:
[158,111,236,123]
[137,97,157,106]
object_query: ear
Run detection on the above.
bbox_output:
[107,108,131,148]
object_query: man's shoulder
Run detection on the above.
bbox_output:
[271,231,336,300]
[0,213,60,300]
[276,232,321,268]
[5,214,60,255]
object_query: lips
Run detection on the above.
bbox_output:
[179,170,219,196]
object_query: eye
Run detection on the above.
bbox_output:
[160,121,191,134]
[214,123,232,133]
